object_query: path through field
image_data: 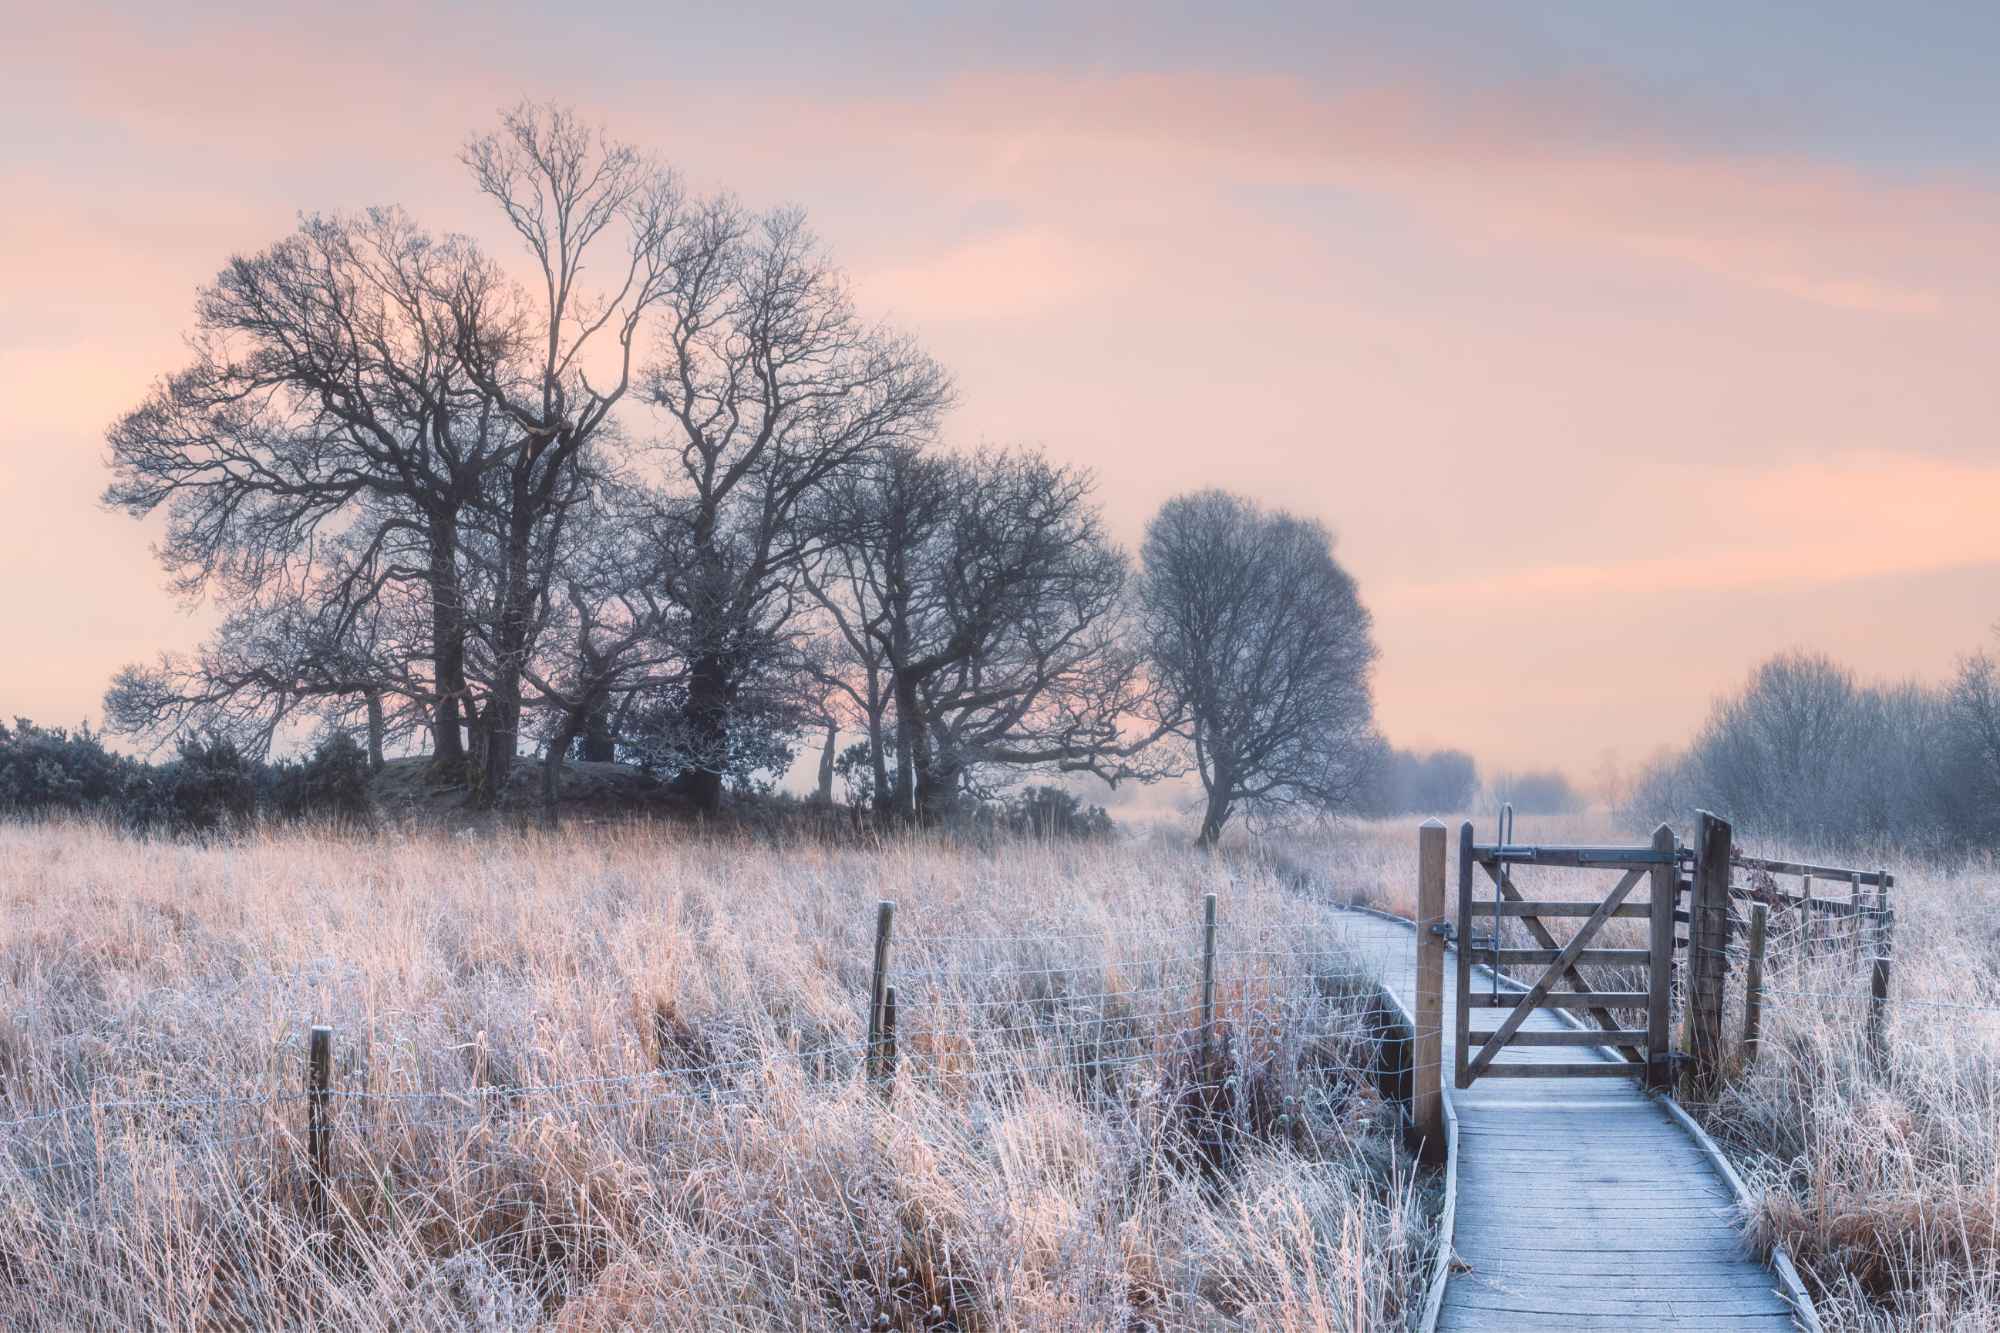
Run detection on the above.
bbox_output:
[1340,910,1803,1331]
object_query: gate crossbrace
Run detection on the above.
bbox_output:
[1481,861,1646,1064]
[1467,867,1646,1080]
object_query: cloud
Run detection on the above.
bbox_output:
[857,224,1133,320]
[810,71,1995,316]
[1379,453,2000,608]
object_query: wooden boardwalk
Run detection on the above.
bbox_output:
[1340,909,1801,1331]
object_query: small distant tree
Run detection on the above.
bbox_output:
[1137,491,1378,847]
[1359,745,1479,815]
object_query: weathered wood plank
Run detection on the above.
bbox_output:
[1732,852,1891,886]
[1465,991,1651,1007]
[1469,900,1653,918]
[1467,1028,1648,1047]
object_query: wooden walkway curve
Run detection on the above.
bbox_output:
[1340,909,1803,1331]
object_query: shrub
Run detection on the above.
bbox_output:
[0,718,137,815]
[268,733,375,826]
[126,735,260,834]
[1004,784,1114,840]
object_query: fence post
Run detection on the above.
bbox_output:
[867,900,895,1082]
[307,1024,333,1233]
[1868,869,1893,1069]
[1682,809,1731,1098]
[1200,892,1218,1056]
[1801,874,1815,953]
[1646,823,1676,1089]
[880,985,898,1085]
[1847,872,1862,958]
[1741,903,1768,1069]
[1412,820,1446,1162]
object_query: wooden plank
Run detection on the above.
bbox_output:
[1731,852,1890,886]
[1469,900,1652,918]
[1473,1061,1639,1078]
[1471,846,1678,867]
[1466,991,1650,1008]
[1488,948,1650,966]
[1467,1028,1648,1047]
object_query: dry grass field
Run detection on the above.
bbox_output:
[1294,811,2000,1333]
[0,819,1434,1331]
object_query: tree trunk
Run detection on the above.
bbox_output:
[890,673,922,822]
[581,705,616,763]
[1196,786,1233,849]
[814,721,837,804]
[864,687,891,815]
[915,755,962,826]
[364,690,385,772]
[669,651,732,814]
[478,489,539,807]
[428,521,469,769]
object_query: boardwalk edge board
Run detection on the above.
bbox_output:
[1653,1091,1823,1333]
[1371,982,1459,1333]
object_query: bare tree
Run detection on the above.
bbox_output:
[103,106,690,805]
[1945,646,2000,847]
[640,208,951,812]
[453,104,689,800]
[103,208,499,765]
[1137,490,1378,846]
[809,446,1171,823]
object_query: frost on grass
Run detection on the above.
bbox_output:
[0,821,1437,1330]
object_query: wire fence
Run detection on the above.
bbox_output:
[0,902,1437,1202]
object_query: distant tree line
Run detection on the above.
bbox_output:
[1486,768,1585,816]
[96,105,1383,843]
[1623,648,2000,855]
[1354,746,1480,816]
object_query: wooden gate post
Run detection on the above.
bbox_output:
[1646,824,1677,1089]
[1682,810,1732,1098]
[1412,820,1446,1162]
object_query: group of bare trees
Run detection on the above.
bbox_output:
[1625,648,2000,854]
[102,106,1380,840]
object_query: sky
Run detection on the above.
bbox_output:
[4,2,1999,793]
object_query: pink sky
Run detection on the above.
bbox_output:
[5,6,1998,790]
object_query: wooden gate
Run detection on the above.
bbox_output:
[1454,822,1680,1088]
